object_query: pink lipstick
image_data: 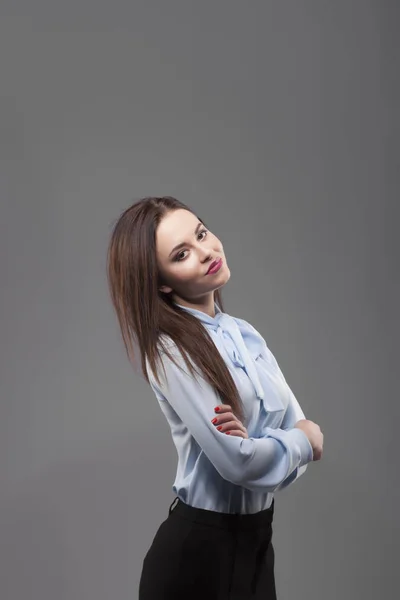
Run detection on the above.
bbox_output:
[206,258,223,275]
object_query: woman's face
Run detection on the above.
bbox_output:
[156,209,231,304]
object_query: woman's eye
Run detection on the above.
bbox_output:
[174,229,208,262]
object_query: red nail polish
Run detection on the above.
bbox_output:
[211,418,218,424]
[215,407,220,412]
[226,431,231,435]
[217,426,222,431]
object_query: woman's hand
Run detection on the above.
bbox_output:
[294,419,324,461]
[211,405,249,439]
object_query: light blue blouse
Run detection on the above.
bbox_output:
[146,301,313,514]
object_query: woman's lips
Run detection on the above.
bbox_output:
[206,258,223,274]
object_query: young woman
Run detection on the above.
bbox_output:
[107,196,324,599]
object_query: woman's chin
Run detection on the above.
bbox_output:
[213,267,231,288]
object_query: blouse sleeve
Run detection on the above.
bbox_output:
[146,343,313,493]
[258,342,312,489]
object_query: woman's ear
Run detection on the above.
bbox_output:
[159,285,173,294]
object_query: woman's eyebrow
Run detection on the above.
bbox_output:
[168,222,204,257]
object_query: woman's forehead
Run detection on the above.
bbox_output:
[156,210,200,253]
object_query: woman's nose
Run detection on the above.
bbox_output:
[198,246,212,260]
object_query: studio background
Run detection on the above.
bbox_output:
[1,2,398,599]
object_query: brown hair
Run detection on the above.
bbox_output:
[106,196,245,423]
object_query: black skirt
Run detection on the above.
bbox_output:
[139,496,277,599]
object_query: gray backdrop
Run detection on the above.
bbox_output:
[1,1,398,599]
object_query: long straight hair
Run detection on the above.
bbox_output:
[106,196,245,423]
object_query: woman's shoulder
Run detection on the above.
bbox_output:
[144,336,179,383]
[157,334,180,357]
[153,335,191,369]
[146,335,202,385]
[230,313,265,339]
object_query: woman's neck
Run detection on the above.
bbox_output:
[172,294,216,318]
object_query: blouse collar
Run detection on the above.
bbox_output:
[174,301,265,401]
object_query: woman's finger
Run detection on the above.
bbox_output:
[214,404,234,414]
[226,428,249,439]
[214,419,247,434]
[212,406,248,437]
[212,412,237,425]
[213,411,244,428]
[220,419,245,433]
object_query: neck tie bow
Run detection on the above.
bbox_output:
[175,303,266,401]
